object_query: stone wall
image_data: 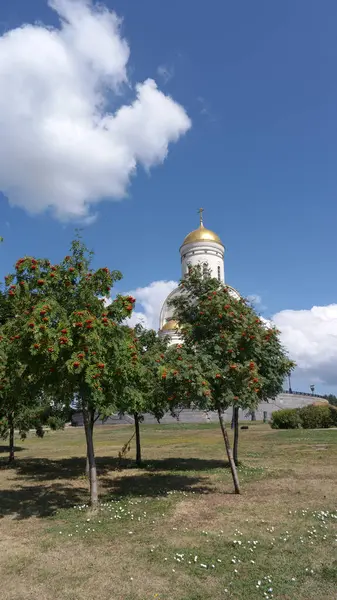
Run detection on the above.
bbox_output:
[71,391,326,426]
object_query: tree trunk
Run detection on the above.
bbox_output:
[8,414,15,463]
[217,407,240,494]
[134,412,142,467]
[83,407,98,507]
[85,411,95,478]
[251,410,256,421]
[233,406,239,467]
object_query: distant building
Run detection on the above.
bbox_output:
[159,209,240,344]
[72,212,327,427]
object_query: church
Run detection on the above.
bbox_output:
[72,211,327,426]
[153,209,326,422]
[159,209,240,343]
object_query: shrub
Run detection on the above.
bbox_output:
[328,404,337,426]
[271,403,337,430]
[270,408,301,429]
[298,405,332,429]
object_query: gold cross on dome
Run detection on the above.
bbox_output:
[198,207,204,226]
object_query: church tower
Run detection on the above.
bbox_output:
[159,210,229,343]
[180,208,225,282]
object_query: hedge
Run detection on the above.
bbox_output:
[328,404,337,426]
[270,408,302,429]
[298,405,331,429]
[270,404,337,429]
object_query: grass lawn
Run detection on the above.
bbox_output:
[0,422,336,600]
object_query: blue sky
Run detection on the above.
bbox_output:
[1,0,337,392]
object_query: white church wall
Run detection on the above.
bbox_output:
[160,330,183,345]
[180,240,225,282]
[159,287,181,329]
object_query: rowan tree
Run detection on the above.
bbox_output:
[166,265,294,493]
[3,237,135,506]
[0,339,40,461]
[0,284,58,461]
[159,344,212,410]
[114,324,169,466]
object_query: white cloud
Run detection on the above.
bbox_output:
[122,279,337,388]
[125,280,178,330]
[0,0,191,221]
[260,316,272,329]
[247,294,267,312]
[122,281,270,333]
[273,304,337,386]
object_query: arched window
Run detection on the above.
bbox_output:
[217,265,221,281]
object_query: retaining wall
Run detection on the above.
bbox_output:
[71,391,325,426]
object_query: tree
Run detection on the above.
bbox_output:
[166,266,294,493]
[0,289,36,460]
[0,292,69,462]
[1,238,55,461]
[2,238,135,506]
[324,394,337,407]
[0,341,37,462]
[114,324,169,466]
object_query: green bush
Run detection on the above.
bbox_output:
[270,403,337,430]
[298,405,332,429]
[270,408,301,429]
[328,404,337,426]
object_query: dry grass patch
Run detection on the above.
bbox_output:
[0,422,336,600]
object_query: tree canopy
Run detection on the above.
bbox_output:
[0,244,295,504]
[113,324,169,464]
[163,265,294,492]
[1,237,137,504]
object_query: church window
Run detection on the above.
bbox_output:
[217,266,221,281]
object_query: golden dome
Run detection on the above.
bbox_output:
[161,319,179,331]
[181,209,223,247]
[182,224,222,246]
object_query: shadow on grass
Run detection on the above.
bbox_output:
[0,445,24,454]
[0,483,86,520]
[102,472,214,498]
[0,472,214,520]
[143,457,227,472]
[0,457,222,519]
[10,456,228,482]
